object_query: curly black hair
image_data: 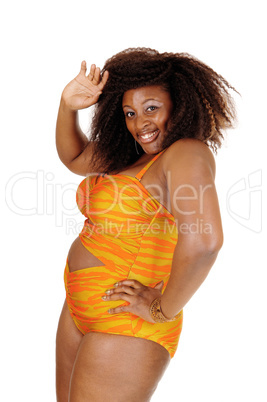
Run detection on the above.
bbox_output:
[89,47,237,173]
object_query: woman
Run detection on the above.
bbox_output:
[55,48,236,401]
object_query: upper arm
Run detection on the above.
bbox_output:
[164,139,223,252]
[63,142,97,177]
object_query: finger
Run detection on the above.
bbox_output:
[80,60,87,75]
[114,279,144,289]
[108,304,130,315]
[90,91,102,103]
[106,284,137,296]
[102,292,133,303]
[87,64,96,81]
[92,66,101,85]
[98,70,109,90]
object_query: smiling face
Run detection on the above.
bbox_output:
[122,85,173,154]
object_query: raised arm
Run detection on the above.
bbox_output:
[55,62,108,175]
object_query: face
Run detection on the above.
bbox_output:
[122,85,173,154]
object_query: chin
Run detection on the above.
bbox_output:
[142,141,162,155]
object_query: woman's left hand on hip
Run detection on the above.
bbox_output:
[102,279,164,323]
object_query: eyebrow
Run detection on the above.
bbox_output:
[122,98,161,109]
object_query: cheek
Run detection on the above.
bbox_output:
[158,114,170,130]
[125,120,134,135]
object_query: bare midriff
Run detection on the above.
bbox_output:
[67,235,105,272]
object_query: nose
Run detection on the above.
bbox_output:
[135,114,150,132]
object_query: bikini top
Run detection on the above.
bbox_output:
[76,150,178,268]
[76,150,177,238]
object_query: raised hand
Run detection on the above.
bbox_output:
[61,61,109,111]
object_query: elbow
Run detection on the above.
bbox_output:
[177,219,224,262]
[207,230,224,254]
[197,230,224,259]
[183,230,224,260]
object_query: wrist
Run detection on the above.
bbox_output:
[149,297,177,323]
[60,96,77,113]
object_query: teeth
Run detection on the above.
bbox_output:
[141,130,157,139]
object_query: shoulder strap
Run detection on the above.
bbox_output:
[135,150,165,181]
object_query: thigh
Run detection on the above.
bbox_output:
[69,332,171,402]
[56,300,83,402]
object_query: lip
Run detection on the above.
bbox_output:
[138,129,160,144]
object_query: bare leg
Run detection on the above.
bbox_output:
[56,300,83,402]
[69,332,171,402]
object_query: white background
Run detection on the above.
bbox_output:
[1,0,266,400]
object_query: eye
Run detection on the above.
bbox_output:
[147,106,157,112]
[125,111,135,118]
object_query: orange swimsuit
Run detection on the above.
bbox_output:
[64,151,183,358]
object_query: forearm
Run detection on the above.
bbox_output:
[160,240,221,319]
[55,98,89,165]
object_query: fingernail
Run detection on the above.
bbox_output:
[102,295,107,300]
[105,289,112,294]
[108,309,112,314]
[114,282,119,287]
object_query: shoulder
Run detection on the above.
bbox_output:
[161,139,216,178]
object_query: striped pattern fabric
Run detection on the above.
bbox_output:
[64,151,183,358]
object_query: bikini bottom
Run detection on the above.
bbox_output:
[64,258,183,358]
